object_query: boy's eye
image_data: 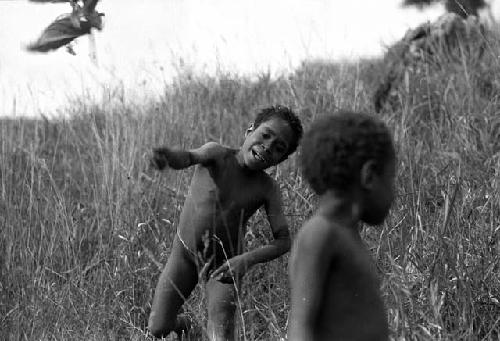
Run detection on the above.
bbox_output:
[262,133,270,139]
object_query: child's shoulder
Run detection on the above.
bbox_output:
[296,216,333,248]
[196,141,233,163]
[295,216,352,253]
[200,141,229,154]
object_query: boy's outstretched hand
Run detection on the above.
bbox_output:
[150,147,171,170]
[150,147,193,170]
[211,255,250,284]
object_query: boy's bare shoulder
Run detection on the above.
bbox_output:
[192,141,232,165]
[294,216,350,254]
[295,217,332,249]
[201,141,229,155]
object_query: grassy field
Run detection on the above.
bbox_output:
[1,35,500,340]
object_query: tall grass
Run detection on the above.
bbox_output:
[1,35,500,340]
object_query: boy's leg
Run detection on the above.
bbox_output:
[206,278,238,341]
[148,241,198,338]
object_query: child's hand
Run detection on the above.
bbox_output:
[211,255,250,283]
[150,147,192,170]
[150,147,170,170]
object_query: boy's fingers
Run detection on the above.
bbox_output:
[218,276,235,284]
[153,147,169,156]
[210,268,221,278]
[150,154,167,170]
[211,266,224,278]
[211,264,228,278]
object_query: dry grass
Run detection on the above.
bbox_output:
[1,36,500,340]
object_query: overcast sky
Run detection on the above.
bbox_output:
[0,0,451,116]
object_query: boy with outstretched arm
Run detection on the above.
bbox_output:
[288,111,396,341]
[148,106,303,340]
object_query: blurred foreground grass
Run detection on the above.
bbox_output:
[1,41,500,340]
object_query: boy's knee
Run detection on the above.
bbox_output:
[148,324,166,338]
[148,313,192,338]
[207,280,237,319]
[148,313,175,338]
[208,297,236,318]
[208,299,236,340]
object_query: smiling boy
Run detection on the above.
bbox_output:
[148,106,303,340]
[288,111,396,341]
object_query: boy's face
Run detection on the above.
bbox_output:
[241,117,294,170]
[361,157,396,226]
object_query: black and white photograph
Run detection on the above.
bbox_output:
[1,0,499,340]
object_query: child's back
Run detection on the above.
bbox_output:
[288,110,395,341]
[290,216,388,340]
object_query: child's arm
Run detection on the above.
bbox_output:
[243,181,291,263]
[288,222,334,341]
[150,142,223,170]
[211,181,290,281]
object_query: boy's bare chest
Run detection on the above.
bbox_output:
[191,164,266,210]
[217,171,264,210]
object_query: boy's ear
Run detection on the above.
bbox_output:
[360,159,377,190]
[245,123,254,137]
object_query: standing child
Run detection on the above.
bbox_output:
[288,111,396,341]
[148,106,303,340]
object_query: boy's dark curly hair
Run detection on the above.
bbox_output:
[300,110,395,194]
[253,105,303,156]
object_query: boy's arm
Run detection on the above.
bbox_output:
[151,141,223,170]
[244,180,291,266]
[288,223,334,341]
[211,181,290,281]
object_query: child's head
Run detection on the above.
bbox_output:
[300,110,396,225]
[241,105,303,170]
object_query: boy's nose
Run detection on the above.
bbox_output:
[262,142,272,155]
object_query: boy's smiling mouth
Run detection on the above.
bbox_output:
[251,148,267,163]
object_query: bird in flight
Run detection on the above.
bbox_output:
[26,0,103,56]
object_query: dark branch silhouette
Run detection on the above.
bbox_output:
[403,0,437,8]
[402,0,487,17]
[83,0,99,13]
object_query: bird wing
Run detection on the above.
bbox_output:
[28,0,70,3]
[26,15,91,53]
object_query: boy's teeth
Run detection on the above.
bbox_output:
[252,149,265,162]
